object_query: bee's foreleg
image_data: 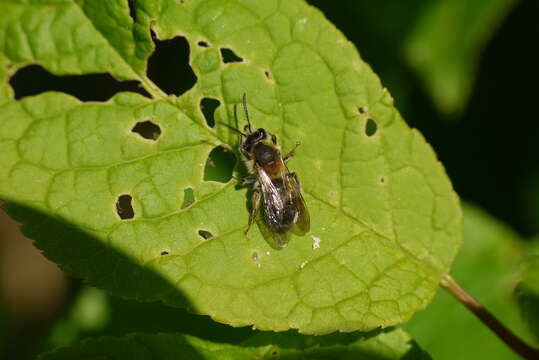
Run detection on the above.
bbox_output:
[245,188,261,234]
[234,175,256,186]
[283,142,301,163]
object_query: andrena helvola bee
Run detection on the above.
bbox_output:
[230,94,310,249]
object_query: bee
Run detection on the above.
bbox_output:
[229,94,310,249]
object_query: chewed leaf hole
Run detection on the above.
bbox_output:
[160,251,169,256]
[9,65,150,101]
[127,0,136,20]
[365,118,378,136]
[264,70,272,80]
[220,48,243,63]
[197,41,209,47]
[380,176,386,184]
[204,146,236,183]
[357,106,367,115]
[198,230,213,240]
[131,120,161,140]
[200,97,220,128]
[181,187,195,209]
[116,194,135,220]
[147,35,197,96]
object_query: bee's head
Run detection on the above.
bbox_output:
[251,128,267,142]
[241,128,267,156]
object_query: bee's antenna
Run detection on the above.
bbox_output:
[234,101,239,129]
[242,93,252,132]
[217,120,245,136]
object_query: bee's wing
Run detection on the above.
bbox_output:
[285,172,310,235]
[256,166,291,248]
[257,217,291,249]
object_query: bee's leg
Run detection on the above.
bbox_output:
[283,142,301,163]
[245,188,261,234]
[268,132,277,145]
[234,175,256,186]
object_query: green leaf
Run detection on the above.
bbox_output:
[404,203,535,360]
[0,0,461,333]
[40,328,430,360]
[404,0,516,116]
[516,253,539,342]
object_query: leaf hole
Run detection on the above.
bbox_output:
[220,48,243,63]
[380,176,385,184]
[365,118,378,137]
[116,194,135,220]
[200,97,220,128]
[127,0,136,21]
[264,70,272,80]
[181,187,195,209]
[204,146,236,183]
[9,65,150,101]
[198,230,213,240]
[160,251,169,256]
[147,35,197,96]
[197,41,209,48]
[357,106,367,115]
[131,120,161,140]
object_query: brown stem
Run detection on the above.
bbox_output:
[440,274,539,360]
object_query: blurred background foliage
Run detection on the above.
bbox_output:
[1,0,538,359]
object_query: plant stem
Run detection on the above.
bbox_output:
[440,274,539,360]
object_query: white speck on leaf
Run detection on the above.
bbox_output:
[300,261,308,269]
[299,17,307,24]
[265,251,270,256]
[311,235,321,250]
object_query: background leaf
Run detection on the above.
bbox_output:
[404,204,536,360]
[44,286,252,350]
[0,0,461,333]
[40,328,431,360]
[404,0,516,116]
